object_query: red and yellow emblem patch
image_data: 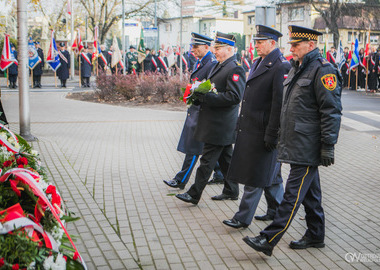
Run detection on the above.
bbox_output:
[321,74,337,91]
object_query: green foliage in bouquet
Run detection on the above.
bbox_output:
[181,80,216,105]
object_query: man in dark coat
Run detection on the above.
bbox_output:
[156,49,169,74]
[223,25,291,229]
[176,32,245,205]
[188,50,198,73]
[143,48,156,73]
[8,44,18,89]
[368,48,378,92]
[98,45,108,72]
[33,42,44,88]
[243,25,342,256]
[163,32,220,190]
[57,42,70,88]
[80,46,92,87]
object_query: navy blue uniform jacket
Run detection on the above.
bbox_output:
[227,48,291,187]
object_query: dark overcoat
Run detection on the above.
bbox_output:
[277,48,342,166]
[98,51,108,71]
[143,54,156,72]
[194,55,245,145]
[57,50,70,80]
[368,52,378,90]
[80,52,92,78]
[228,48,291,188]
[8,51,18,75]
[188,52,197,72]
[177,51,217,155]
[33,48,44,76]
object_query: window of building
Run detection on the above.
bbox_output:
[348,31,363,43]
[370,34,379,43]
[248,15,255,25]
[165,23,172,32]
[203,23,207,31]
[289,7,304,21]
[320,33,334,43]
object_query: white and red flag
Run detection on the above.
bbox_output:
[72,29,84,53]
[0,34,17,71]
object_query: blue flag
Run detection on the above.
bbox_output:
[335,40,345,70]
[28,37,41,69]
[349,38,360,70]
[46,31,61,72]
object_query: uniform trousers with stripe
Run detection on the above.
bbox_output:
[174,154,224,186]
[261,165,325,246]
[187,143,239,201]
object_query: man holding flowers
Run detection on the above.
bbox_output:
[176,32,246,205]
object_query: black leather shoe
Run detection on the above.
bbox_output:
[163,179,185,189]
[242,235,273,256]
[207,177,224,185]
[175,193,199,205]
[223,218,248,229]
[289,236,325,249]
[254,214,274,221]
[211,194,238,201]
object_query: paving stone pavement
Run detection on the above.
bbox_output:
[1,87,380,270]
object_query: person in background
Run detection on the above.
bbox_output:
[57,42,70,88]
[8,44,18,89]
[33,41,44,88]
[80,45,92,87]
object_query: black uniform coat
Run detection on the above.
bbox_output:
[177,51,217,155]
[8,51,18,75]
[188,52,198,72]
[278,48,342,166]
[194,55,245,146]
[98,51,108,71]
[80,52,92,78]
[143,54,156,72]
[228,48,291,188]
[368,52,378,90]
[57,50,70,80]
[34,48,44,76]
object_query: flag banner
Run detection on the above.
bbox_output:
[362,32,370,68]
[28,37,41,70]
[46,31,61,72]
[249,42,257,61]
[72,29,84,54]
[0,34,17,71]
[349,39,360,70]
[166,46,175,67]
[137,28,146,63]
[67,0,71,15]
[92,26,100,60]
[111,36,122,68]
[335,41,345,70]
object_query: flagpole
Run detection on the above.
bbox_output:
[355,68,358,91]
[55,72,57,87]
[365,27,370,93]
[6,69,9,87]
[348,40,353,89]
[70,0,75,80]
[79,53,81,87]
[31,68,33,88]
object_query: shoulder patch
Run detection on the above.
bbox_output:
[321,74,337,91]
[319,57,330,66]
[232,74,240,82]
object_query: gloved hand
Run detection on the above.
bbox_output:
[193,92,206,103]
[264,141,277,152]
[321,144,334,166]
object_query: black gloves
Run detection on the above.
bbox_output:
[321,144,334,167]
[193,92,206,103]
[264,141,277,152]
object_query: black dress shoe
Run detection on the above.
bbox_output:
[163,179,185,189]
[175,193,199,205]
[211,194,238,201]
[207,177,224,185]
[254,214,274,221]
[223,218,248,229]
[242,235,274,256]
[289,236,325,249]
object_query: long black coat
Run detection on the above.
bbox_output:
[8,51,18,75]
[278,48,342,166]
[143,54,156,72]
[177,51,217,155]
[98,51,108,71]
[368,53,378,90]
[194,55,245,146]
[33,48,44,76]
[80,52,92,78]
[228,48,291,188]
[57,50,70,80]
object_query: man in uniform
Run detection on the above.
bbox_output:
[163,32,220,190]
[243,25,342,256]
[98,44,108,72]
[57,42,70,88]
[127,45,139,74]
[8,44,18,89]
[175,32,245,205]
[80,45,92,87]
[223,25,291,229]
[143,48,156,73]
[33,41,44,88]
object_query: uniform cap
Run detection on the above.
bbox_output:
[253,25,282,42]
[213,32,236,47]
[129,45,135,49]
[190,32,213,46]
[288,25,322,44]
[59,42,66,47]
